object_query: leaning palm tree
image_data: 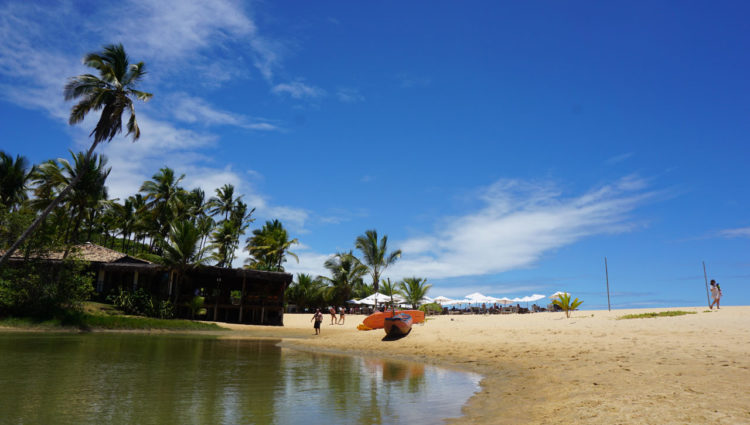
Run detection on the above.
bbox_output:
[397,277,432,309]
[1,44,151,266]
[355,229,402,293]
[0,151,34,211]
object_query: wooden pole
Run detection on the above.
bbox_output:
[702,261,710,307]
[605,257,611,311]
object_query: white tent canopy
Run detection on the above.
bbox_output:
[358,292,405,306]
[432,296,454,305]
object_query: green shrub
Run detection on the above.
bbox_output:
[106,288,174,319]
[552,293,583,318]
[419,302,443,314]
[0,258,93,318]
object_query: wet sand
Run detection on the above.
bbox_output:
[221,306,750,424]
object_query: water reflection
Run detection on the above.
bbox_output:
[0,333,480,425]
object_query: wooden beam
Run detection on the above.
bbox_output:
[239,273,246,323]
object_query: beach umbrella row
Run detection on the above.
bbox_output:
[431,293,555,306]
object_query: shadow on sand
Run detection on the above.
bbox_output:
[381,330,411,342]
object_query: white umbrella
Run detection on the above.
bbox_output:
[549,291,569,300]
[496,297,513,306]
[432,295,454,305]
[346,299,360,304]
[527,294,546,302]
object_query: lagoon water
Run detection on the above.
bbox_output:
[0,333,480,424]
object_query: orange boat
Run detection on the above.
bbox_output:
[362,310,425,329]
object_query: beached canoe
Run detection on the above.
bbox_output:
[384,313,413,337]
[362,310,425,329]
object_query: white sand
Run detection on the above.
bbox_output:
[221,306,750,424]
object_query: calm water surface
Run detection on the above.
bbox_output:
[0,333,480,425]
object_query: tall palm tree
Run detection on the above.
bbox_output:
[322,251,369,306]
[209,184,238,221]
[160,220,210,303]
[0,151,34,211]
[397,277,432,309]
[245,219,298,271]
[1,44,151,266]
[140,167,185,244]
[355,229,402,293]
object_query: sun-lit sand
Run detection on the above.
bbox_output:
[221,306,750,424]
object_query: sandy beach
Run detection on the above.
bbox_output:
[219,306,750,424]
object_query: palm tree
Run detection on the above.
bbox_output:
[209,184,238,221]
[140,167,185,245]
[355,229,402,293]
[1,44,151,266]
[0,151,34,211]
[286,273,327,311]
[245,219,298,271]
[380,277,397,297]
[160,220,210,303]
[31,152,110,246]
[322,251,369,306]
[397,277,432,309]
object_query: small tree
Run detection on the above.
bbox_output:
[552,293,583,318]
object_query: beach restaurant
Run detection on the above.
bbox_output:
[3,242,292,326]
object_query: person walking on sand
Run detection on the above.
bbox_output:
[709,280,722,309]
[338,306,345,325]
[329,307,337,325]
[311,308,323,335]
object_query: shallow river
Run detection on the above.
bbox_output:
[0,332,480,425]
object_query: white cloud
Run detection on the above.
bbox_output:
[336,88,365,103]
[272,81,325,99]
[168,93,279,131]
[605,152,635,165]
[718,227,750,238]
[387,177,655,280]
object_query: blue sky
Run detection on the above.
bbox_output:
[1,1,748,309]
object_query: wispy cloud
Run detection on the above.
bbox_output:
[718,227,750,238]
[336,88,365,103]
[388,176,656,280]
[605,152,635,165]
[272,81,326,99]
[168,93,279,131]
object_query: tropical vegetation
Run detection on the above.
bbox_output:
[0,43,433,321]
[551,293,584,318]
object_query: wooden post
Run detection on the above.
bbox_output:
[605,257,611,311]
[702,261,710,307]
[239,273,246,323]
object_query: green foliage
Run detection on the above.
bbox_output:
[618,311,696,320]
[106,288,174,319]
[321,251,368,306]
[245,219,297,271]
[355,229,401,292]
[398,277,432,309]
[188,296,207,319]
[0,314,225,331]
[0,257,94,318]
[419,302,443,314]
[551,293,584,318]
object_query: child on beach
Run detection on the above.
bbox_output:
[311,309,323,335]
[709,280,722,309]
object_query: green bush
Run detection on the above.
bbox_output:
[0,258,94,318]
[419,302,443,314]
[106,288,174,319]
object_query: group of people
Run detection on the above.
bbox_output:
[310,306,346,335]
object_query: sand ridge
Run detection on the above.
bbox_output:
[220,306,750,424]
